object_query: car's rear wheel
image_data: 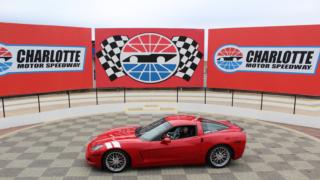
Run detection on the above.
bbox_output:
[103,150,129,173]
[207,145,232,168]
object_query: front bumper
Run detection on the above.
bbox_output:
[85,144,103,169]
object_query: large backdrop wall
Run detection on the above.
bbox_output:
[0,22,319,97]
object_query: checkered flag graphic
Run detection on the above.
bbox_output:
[96,35,129,81]
[172,36,203,81]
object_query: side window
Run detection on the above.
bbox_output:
[201,120,228,134]
[164,126,197,140]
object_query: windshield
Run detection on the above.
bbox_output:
[136,118,172,141]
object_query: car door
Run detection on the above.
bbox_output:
[165,133,202,164]
[139,125,203,166]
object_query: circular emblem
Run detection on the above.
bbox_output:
[0,46,13,74]
[214,46,243,73]
[120,33,180,83]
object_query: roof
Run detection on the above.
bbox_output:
[164,115,199,122]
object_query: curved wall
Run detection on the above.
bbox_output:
[0,101,319,130]
[0,89,319,129]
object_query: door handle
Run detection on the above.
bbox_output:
[200,138,204,142]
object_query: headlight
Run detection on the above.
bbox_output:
[91,144,103,151]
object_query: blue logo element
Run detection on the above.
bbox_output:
[216,58,242,71]
[123,63,177,83]
[0,62,13,73]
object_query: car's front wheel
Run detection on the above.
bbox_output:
[207,145,232,168]
[102,150,129,173]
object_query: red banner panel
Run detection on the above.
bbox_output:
[0,22,93,97]
[95,28,204,88]
[207,25,320,96]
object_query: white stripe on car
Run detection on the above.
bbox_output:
[105,142,113,149]
[105,141,121,149]
[112,141,121,148]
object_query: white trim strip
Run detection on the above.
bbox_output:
[105,142,113,149]
[112,141,121,148]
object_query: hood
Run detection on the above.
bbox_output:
[93,126,139,143]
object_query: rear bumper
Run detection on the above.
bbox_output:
[232,133,246,160]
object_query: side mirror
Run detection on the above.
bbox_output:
[161,137,171,144]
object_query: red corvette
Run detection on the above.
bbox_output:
[86,115,246,172]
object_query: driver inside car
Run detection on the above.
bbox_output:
[166,127,190,140]
[166,127,180,140]
[179,127,190,138]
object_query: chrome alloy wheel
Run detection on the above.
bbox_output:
[105,151,127,172]
[209,146,231,167]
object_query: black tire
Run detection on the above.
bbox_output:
[207,145,232,168]
[102,149,130,173]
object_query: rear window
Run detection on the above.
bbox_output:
[201,119,228,134]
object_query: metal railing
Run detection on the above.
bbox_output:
[0,87,319,118]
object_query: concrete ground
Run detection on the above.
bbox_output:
[269,123,320,140]
[0,112,319,180]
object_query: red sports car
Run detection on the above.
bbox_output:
[86,115,246,172]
